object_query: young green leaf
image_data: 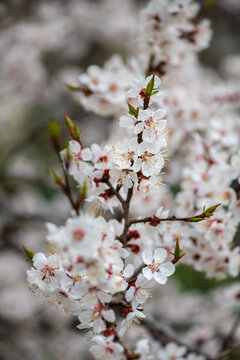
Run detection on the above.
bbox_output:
[146,74,155,95]
[65,83,80,91]
[65,114,73,130]
[22,245,34,260]
[73,121,81,139]
[191,217,205,222]
[174,238,181,258]
[128,103,139,117]
[204,203,221,217]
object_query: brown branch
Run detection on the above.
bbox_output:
[129,208,218,225]
[105,179,125,207]
[119,186,134,247]
[129,216,193,225]
[51,130,81,215]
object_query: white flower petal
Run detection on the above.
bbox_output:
[93,317,106,333]
[98,292,112,304]
[154,248,168,263]
[138,109,151,122]
[123,264,134,278]
[82,148,92,161]
[33,253,46,269]
[125,286,135,302]
[153,271,167,284]
[69,140,81,154]
[134,123,144,134]
[103,309,115,322]
[142,128,156,143]
[159,262,175,277]
[79,311,92,324]
[154,109,166,120]
[142,266,153,280]
[119,115,134,129]
[142,249,153,265]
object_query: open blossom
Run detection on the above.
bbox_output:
[90,335,125,360]
[158,342,187,360]
[142,248,175,284]
[118,306,146,336]
[60,140,92,182]
[128,74,164,106]
[77,296,115,333]
[27,253,64,292]
[110,168,137,193]
[120,108,167,144]
[135,109,167,144]
[134,339,153,360]
[78,55,140,116]
[125,274,154,307]
[132,141,166,177]
[108,138,138,170]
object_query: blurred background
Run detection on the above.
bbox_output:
[0,1,239,359]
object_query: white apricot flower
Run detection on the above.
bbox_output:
[142,248,175,284]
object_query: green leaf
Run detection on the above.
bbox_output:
[174,238,181,258]
[146,75,155,95]
[73,121,81,139]
[128,103,139,117]
[130,355,140,360]
[204,203,221,217]
[65,83,80,91]
[22,245,34,260]
[191,217,204,222]
[51,170,62,184]
[49,120,60,139]
[151,90,159,95]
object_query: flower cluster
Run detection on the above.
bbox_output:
[24,0,240,359]
[27,213,175,358]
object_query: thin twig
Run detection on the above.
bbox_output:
[218,343,240,360]
[51,133,80,215]
[119,186,133,246]
[105,179,125,206]
[129,214,206,226]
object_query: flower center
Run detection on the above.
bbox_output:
[149,262,159,273]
